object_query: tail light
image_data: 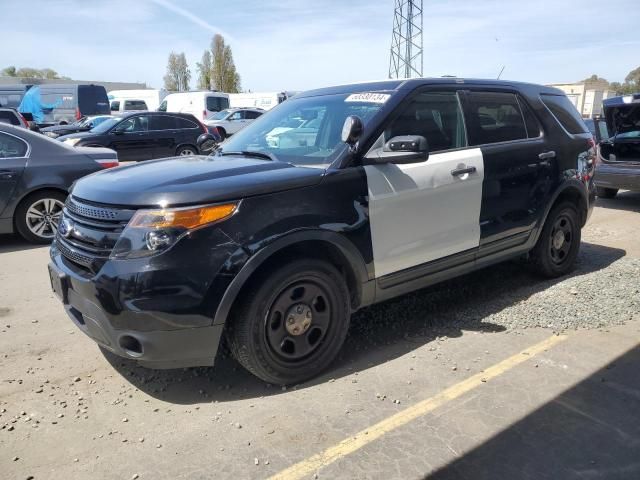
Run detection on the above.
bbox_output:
[95,159,119,169]
[196,118,208,134]
[17,112,29,128]
[75,108,82,120]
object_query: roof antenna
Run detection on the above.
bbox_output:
[497,65,506,80]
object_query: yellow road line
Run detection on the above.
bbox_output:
[269,333,568,480]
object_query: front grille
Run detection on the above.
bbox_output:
[56,196,136,272]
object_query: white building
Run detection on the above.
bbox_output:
[547,79,616,118]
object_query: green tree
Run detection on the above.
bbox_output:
[40,68,60,80]
[624,66,640,85]
[164,52,190,91]
[210,34,241,93]
[196,50,212,90]
[582,74,608,84]
[15,67,44,78]
[2,66,17,77]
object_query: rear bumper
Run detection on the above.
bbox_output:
[595,164,640,191]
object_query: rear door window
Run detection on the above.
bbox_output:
[518,97,542,138]
[540,94,589,134]
[78,85,110,115]
[462,92,528,145]
[124,100,148,111]
[0,132,28,158]
[206,96,230,112]
[150,115,176,130]
[245,111,262,120]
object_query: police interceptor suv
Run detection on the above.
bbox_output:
[49,78,595,385]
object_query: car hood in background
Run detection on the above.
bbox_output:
[41,125,86,134]
[70,155,325,206]
[57,131,97,142]
[603,95,640,136]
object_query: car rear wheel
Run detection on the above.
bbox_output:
[530,201,580,278]
[176,145,197,156]
[596,187,618,199]
[15,190,66,244]
[227,259,350,385]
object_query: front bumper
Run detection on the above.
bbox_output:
[48,235,243,368]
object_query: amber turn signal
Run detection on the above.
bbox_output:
[129,203,238,230]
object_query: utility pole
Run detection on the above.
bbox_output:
[388,0,424,79]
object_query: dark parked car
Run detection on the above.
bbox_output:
[58,111,208,161]
[594,93,640,198]
[0,107,29,128]
[40,115,114,139]
[48,78,595,384]
[0,124,118,243]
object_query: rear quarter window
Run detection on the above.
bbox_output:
[175,116,199,129]
[0,111,20,126]
[540,94,588,135]
[0,132,28,158]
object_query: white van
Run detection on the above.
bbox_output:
[228,92,288,111]
[108,89,167,112]
[158,91,230,121]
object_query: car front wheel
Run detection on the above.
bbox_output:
[227,259,351,385]
[15,190,66,244]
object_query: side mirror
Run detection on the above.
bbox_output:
[364,135,429,165]
[197,133,220,154]
[341,115,363,146]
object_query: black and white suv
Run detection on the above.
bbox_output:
[49,78,596,384]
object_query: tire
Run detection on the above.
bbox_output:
[596,187,618,199]
[15,190,66,244]
[227,259,351,385]
[530,201,581,278]
[176,145,197,156]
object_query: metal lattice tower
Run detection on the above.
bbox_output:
[388,0,424,79]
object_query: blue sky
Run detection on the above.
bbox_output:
[2,0,639,91]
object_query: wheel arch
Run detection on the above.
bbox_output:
[213,231,372,326]
[175,143,198,155]
[533,180,589,245]
[11,185,68,226]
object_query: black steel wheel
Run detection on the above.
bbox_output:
[530,201,581,278]
[228,259,350,385]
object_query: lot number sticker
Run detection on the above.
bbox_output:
[345,93,391,104]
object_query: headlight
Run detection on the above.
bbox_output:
[45,132,58,138]
[64,138,81,146]
[110,202,238,259]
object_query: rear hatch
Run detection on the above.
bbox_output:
[601,94,640,163]
[78,85,110,116]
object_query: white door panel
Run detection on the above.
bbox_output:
[366,148,484,278]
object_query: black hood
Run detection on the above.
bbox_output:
[57,131,97,142]
[41,124,85,134]
[71,155,325,207]
[603,95,640,136]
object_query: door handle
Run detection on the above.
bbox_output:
[0,170,16,180]
[451,165,477,176]
[538,151,556,160]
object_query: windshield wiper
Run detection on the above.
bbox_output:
[219,150,277,161]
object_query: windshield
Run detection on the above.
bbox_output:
[207,109,231,121]
[90,117,121,133]
[219,93,387,168]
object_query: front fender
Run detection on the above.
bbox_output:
[212,229,371,325]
